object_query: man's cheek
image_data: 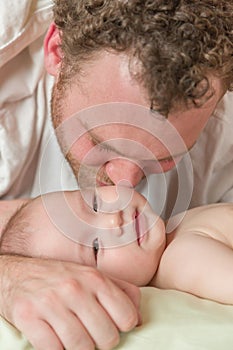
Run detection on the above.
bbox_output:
[70,140,94,163]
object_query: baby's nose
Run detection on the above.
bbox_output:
[99,210,136,248]
[106,211,123,229]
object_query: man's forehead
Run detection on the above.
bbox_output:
[78,102,166,132]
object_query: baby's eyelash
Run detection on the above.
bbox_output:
[93,238,99,261]
[93,192,98,212]
[93,238,99,263]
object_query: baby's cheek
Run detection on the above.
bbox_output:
[119,251,156,286]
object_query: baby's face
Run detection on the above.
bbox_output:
[26,187,165,286]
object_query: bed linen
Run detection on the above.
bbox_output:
[1,287,233,350]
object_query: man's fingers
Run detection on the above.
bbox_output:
[4,257,142,350]
[112,277,141,310]
[40,296,96,350]
[14,292,96,350]
[94,277,140,332]
[71,295,120,350]
[18,319,64,350]
[108,277,142,327]
[56,276,120,350]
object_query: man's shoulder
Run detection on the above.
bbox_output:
[213,91,233,124]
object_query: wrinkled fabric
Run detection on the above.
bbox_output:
[1,288,233,350]
[0,0,56,199]
[0,0,53,68]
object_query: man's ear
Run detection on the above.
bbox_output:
[44,22,62,76]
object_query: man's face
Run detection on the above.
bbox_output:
[51,52,224,188]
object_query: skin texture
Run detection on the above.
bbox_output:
[0,255,140,350]
[0,188,165,350]
[2,192,233,307]
[0,187,166,287]
[46,24,226,188]
[0,199,27,236]
[151,203,233,305]
[1,2,232,349]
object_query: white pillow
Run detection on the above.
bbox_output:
[0,0,53,68]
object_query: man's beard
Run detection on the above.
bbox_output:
[51,80,114,188]
[66,152,103,189]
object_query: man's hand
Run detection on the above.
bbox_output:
[0,255,141,350]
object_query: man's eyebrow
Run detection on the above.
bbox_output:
[82,121,126,157]
[89,130,127,156]
[82,121,195,161]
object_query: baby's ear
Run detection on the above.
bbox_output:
[44,22,62,76]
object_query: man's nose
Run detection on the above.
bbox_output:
[105,159,144,187]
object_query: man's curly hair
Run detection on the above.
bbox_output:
[53,0,233,115]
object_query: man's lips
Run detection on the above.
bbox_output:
[96,176,114,187]
[96,168,114,187]
[96,180,111,186]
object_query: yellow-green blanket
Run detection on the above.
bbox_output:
[1,288,233,350]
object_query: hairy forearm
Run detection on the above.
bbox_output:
[0,199,29,237]
[0,254,23,319]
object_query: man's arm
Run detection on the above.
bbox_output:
[0,199,28,237]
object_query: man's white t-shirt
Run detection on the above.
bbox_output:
[1,0,233,220]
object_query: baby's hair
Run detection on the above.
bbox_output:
[0,201,33,256]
